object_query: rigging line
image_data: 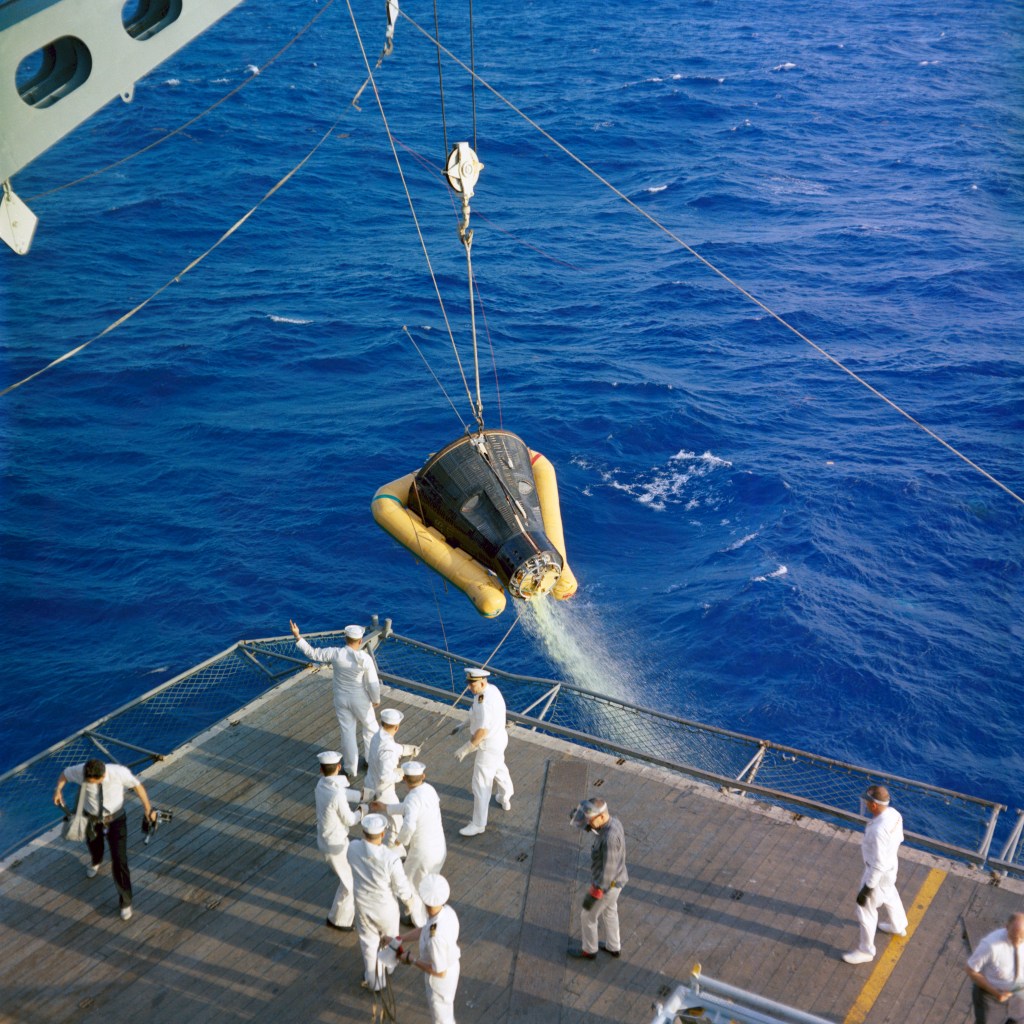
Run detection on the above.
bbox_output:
[432,0,449,156]
[397,13,1024,510]
[391,136,528,427]
[345,0,476,424]
[482,607,522,668]
[413,609,522,748]
[469,0,477,151]
[2,98,355,398]
[390,144,502,426]
[26,1,337,203]
[472,271,504,429]
[401,326,468,430]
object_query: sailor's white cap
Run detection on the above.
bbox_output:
[401,760,425,777]
[418,873,450,906]
[361,813,388,835]
[380,708,404,725]
[317,750,342,765]
[465,667,490,679]
[344,625,365,639]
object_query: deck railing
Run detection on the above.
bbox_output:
[1,621,1020,879]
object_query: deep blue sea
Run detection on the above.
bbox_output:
[2,0,1021,814]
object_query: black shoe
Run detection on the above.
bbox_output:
[568,946,597,960]
[325,918,353,932]
[599,942,621,958]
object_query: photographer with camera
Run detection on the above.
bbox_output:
[53,758,157,921]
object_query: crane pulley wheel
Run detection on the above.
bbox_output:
[445,142,484,200]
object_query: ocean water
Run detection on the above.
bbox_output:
[1,0,1021,816]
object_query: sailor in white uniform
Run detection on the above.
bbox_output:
[842,784,909,964]
[314,750,362,930]
[364,708,420,842]
[453,667,513,836]
[291,620,380,777]
[377,761,446,892]
[347,813,425,991]
[398,874,461,1024]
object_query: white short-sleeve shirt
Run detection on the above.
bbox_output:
[468,685,507,753]
[64,763,141,816]
[420,905,461,974]
[968,928,1024,990]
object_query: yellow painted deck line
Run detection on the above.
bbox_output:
[843,867,947,1024]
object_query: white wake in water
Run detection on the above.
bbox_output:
[520,598,696,763]
[521,597,641,704]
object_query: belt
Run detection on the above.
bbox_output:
[88,810,125,826]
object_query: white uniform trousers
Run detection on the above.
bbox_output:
[404,843,446,894]
[323,849,355,927]
[470,748,513,829]
[335,696,378,775]
[424,962,460,1024]
[581,884,623,954]
[854,867,907,956]
[355,902,400,990]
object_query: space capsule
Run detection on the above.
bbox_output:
[371,429,578,617]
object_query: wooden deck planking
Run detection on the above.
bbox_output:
[506,757,589,1023]
[0,665,1021,1024]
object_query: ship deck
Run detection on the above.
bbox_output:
[1,665,1021,1024]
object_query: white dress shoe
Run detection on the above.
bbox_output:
[878,922,907,936]
[120,906,133,921]
[459,823,485,837]
[842,950,873,964]
[86,863,100,878]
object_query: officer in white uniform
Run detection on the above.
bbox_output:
[347,813,425,991]
[398,874,461,1024]
[842,784,909,964]
[378,761,446,891]
[314,750,362,930]
[453,667,513,837]
[291,620,380,777]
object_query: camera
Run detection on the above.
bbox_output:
[142,808,173,842]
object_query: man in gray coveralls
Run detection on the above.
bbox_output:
[568,796,628,960]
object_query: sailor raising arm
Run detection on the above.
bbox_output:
[291,620,380,777]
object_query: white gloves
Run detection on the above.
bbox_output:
[454,741,476,763]
[402,744,421,757]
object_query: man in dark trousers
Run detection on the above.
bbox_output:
[53,757,157,921]
[966,912,1024,1024]
[568,796,628,960]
